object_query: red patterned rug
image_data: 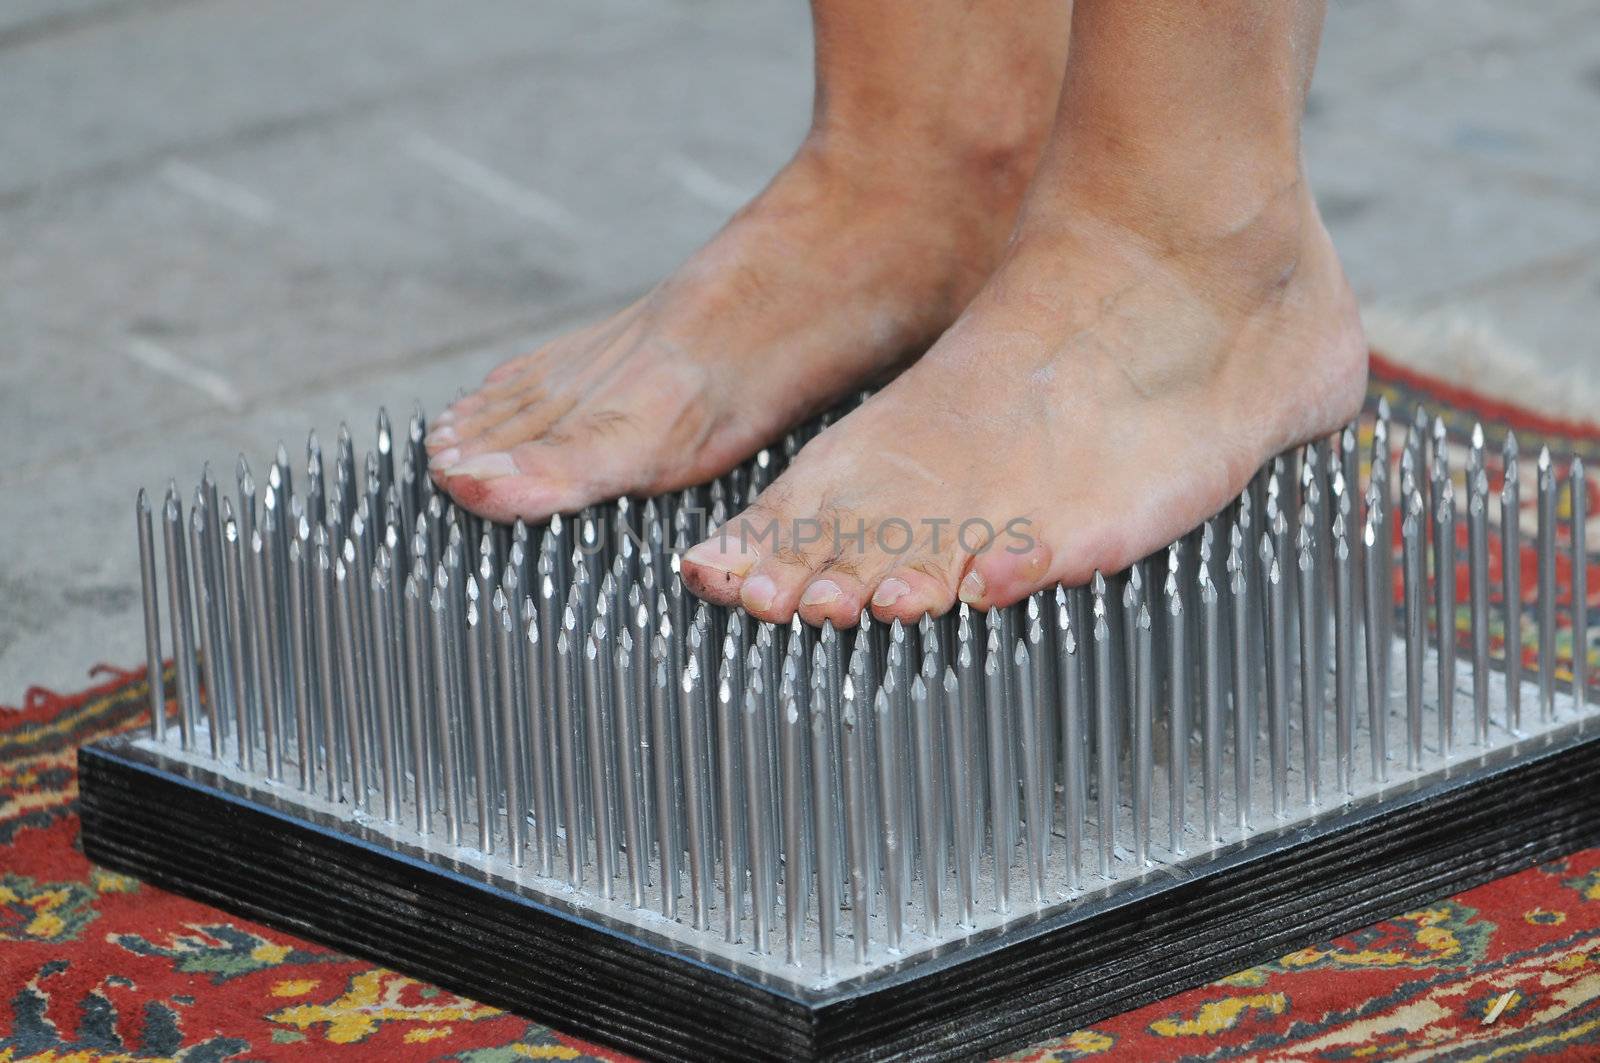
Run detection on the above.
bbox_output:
[2,355,1596,1062]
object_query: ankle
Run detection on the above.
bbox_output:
[805,92,1054,214]
[1163,176,1328,307]
[1038,162,1328,307]
[765,132,1034,299]
[989,171,1361,409]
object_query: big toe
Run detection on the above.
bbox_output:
[436,418,647,524]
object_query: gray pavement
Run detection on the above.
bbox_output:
[1,0,1596,702]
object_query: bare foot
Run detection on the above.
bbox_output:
[680,0,1366,624]
[680,181,1367,624]
[427,1,1072,523]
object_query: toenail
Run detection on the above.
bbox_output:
[958,570,987,606]
[683,538,757,578]
[801,580,841,607]
[741,574,778,612]
[872,577,910,609]
[427,426,458,447]
[448,452,518,480]
[434,408,456,425]
[432,447,461,469]
[1020,544,1051,581]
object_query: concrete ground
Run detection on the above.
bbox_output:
[1,0,1596,702]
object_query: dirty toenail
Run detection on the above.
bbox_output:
[872,578,910,609]
[801,580,841,607]
[432,447,461,469]
[741,575,778,612]
[426,426,458,447]
[448,452,518,480]
[684,538,757,579]
[958,570,987,606]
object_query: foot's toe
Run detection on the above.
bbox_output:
[686,489,856,622]
[681,524,765,606]
[428,397,508,459]
[483,352,541,387]
[744,499,891,623]
[738,556,814,623]
[435,448,565,524]
[797,569,870,628]
[438,379,674,519]
[437,391,544,451]
[869,560,961,623]
[960,529,1055,611]
[439,400,573,471]
[424,421,460,454]
[437,388,500,430]
[435,425,622,524]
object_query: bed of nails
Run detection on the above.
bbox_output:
[131,395,1592,987]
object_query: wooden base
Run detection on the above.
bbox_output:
[78,729,1600,1061]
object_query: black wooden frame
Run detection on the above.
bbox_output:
[78,729,1600,1061]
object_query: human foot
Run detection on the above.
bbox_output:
[427,2,1072,523]
[426,150,1008,522]
[679,0,1365,623]
[680,181,1368,625]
